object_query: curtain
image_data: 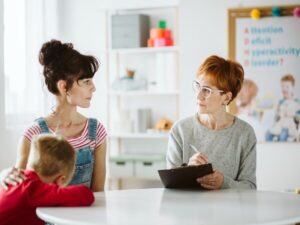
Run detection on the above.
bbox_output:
[4,0,58,129]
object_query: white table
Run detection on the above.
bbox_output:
[37,188,300,225]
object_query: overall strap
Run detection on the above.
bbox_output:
[88,118,97,141]
[35,117,50,133]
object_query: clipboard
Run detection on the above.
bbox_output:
[158,163,213,189]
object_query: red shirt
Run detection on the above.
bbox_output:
[0,170,95,225]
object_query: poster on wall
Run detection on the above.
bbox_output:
[229,6,300,142]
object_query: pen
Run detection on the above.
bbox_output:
[189,144,209,164]
[189,144,199,153]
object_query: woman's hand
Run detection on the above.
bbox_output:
[188,152,223,189]
[197,170,224,190]
[0,167,26,190]
[188,152,209,165]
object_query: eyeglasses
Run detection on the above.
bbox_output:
[192,80,224,98]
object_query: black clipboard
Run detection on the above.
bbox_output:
[158,163,213,189]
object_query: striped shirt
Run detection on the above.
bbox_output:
[24,119,107,150]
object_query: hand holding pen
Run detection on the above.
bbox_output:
[188,144,209,166]
[188,144,223,189]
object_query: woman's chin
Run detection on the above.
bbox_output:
[197,106,207,114]
[79,103,90,108]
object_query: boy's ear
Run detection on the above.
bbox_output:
[54,174,67,186]
[57,80,67,95]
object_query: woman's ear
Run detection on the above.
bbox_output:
[223,92,233,105]
[57,80,67,95]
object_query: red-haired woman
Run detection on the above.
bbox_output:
[167,55,256,190]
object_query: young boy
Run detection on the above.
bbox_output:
[266,74,300,141]
[0,134,95,225]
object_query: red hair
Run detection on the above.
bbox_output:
[197,55,244,104]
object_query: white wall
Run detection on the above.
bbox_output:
[257,142,300,190]
[0,0,6,169]
[0,1,3,127]
[180,0,300,190]
[57,0,108,125]
[0,131,23,170]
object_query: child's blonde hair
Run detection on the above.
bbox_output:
[30,134,75,184]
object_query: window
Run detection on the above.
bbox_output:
[4,0,57,128]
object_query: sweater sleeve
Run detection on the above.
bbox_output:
[166,126,183,169]
[27,180,95,207]
[222,128,257,189]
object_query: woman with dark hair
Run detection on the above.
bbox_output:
[1,40,107,192]
[167,55,256,190]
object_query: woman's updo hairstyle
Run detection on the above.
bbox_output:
[39,39,99,95]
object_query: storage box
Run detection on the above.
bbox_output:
[135,160,165,179]
[133,108,152,132]
[111,14,150,49]
[135,154,165,179]
[109,154,165,179]
[109,156,135,178]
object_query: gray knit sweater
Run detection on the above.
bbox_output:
[166,114,257,189]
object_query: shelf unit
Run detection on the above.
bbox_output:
[108,90,179,96]
[110,46,179,54]
[109,132,169,139]
[105,4,180,187]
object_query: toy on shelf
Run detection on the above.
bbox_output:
[112,69,147,91]
[154,117,173,132]
[147,20,174,47]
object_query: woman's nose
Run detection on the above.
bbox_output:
[197,91,205,100]
[91,81,96,92]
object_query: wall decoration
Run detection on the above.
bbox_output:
[229,5,300,142]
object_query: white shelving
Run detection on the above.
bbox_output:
[110,46,179,54]
[108,90,179,96]
[109,132,169,139]
[106,4,180,185]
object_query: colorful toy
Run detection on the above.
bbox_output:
[147,20,174,47]
[154,118,173,131]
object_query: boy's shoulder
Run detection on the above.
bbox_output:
[0,170,40,201]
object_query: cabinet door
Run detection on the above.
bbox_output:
[135,160,166,179]
[109,160,135,178]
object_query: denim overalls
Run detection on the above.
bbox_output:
[36,117,97,188]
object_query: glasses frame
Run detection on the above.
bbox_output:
[192,80,224,98]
